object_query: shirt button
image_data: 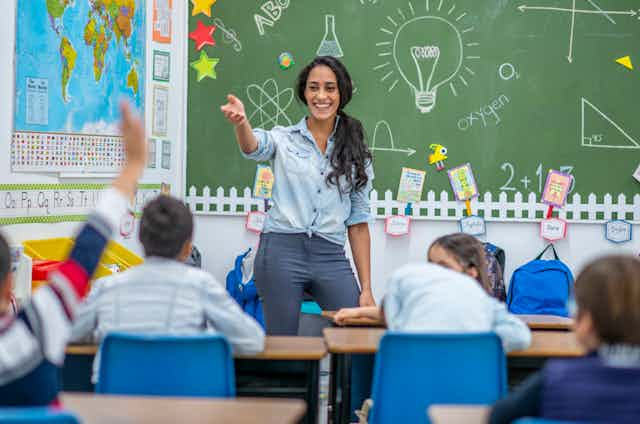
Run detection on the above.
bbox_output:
[317,189,321,194]
[320,172,324,176]
[313,209,317,213]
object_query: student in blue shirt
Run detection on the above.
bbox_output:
[490,255,640,423]
[220,56,375,335]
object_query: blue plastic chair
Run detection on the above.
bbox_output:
[368,332,507,424]
[96,333,235,397]
[0,408,79,423]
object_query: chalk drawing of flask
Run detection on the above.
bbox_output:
[316,15,344,58]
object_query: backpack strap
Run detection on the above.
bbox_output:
[536,243,559,260]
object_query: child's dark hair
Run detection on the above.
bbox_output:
[139,196,193,259]
[575,255,640,345]
[295,56,372,193]
[0,232,10,286]
[429,233,491,293]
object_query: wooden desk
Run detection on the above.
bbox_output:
[322,311,574,331]
[509,331,584,357]
[67,336,327,359]
[65,336,326,424]
[60,393,305,424]
[235,336,326,360]
[323,328,585,424]
[516,314,574,331]
[428,405,489,424]
[321,311,385,328]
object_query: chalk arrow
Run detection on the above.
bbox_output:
[518,5,637,16]
[371,147,417,156]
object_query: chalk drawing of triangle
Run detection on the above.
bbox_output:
[581,97,639,149]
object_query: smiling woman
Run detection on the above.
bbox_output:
[219,56,375,335]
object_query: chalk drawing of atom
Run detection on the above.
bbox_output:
[246,79,294,129]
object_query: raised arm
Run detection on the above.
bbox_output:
[0,101,146,406]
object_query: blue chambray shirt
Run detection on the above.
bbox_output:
[242,117,374,245]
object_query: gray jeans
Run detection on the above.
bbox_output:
[254,232,361,335]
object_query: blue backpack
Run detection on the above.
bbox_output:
[225,249,265,329]
[507,244,574,317]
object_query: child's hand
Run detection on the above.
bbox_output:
[220,94,247,127]
[113,101,146,197]
[119,101,147,170]
[333,307,361,325]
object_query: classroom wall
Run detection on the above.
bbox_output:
[194,216,640,302]
[0,0,188,253]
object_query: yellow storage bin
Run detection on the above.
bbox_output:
[23,237,143,281]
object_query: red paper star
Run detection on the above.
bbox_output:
[189,20,216,51]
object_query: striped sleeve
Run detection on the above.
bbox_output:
[0,188,128,403]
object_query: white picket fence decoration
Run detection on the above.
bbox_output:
[186,186,640,224]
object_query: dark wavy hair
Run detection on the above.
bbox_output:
[139,195,193,259]
[428,233,491,294]
[295,56,372,192]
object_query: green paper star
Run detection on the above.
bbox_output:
[191,50,219,82]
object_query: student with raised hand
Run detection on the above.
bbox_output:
[490,255,640,423]
[0,101,146,406]
[70,194,266,383]
[220,56,375,335]
[334,233,531,353]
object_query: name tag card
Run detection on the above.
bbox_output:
[246,211,266,233]
[459,215,486,236]
[253,165,274,199]
[540,218,567,241]
[605,220,632,244]
[385,215,411,237]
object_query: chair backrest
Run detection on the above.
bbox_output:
[96,333,235,397]
[369,332,507,424]
[0,408,79,423]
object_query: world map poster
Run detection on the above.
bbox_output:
[13,0,146,173]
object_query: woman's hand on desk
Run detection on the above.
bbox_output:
[333,306,382,325]
[333,307,363,325]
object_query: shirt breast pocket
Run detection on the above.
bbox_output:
[285,145,313,174]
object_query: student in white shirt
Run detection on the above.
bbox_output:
[71,196,265,383]
[334,233,531,352]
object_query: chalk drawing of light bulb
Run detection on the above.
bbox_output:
[374,3,480,114]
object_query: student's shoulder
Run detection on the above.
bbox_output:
[179,265,225,290]
[543,356,598,382]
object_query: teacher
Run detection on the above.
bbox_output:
[220,56,375,335]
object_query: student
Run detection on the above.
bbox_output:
[489,255,640,423]
[220,56,375,336]
[334,233,531,352]
[0,102,146,406]
[70,195,265,383]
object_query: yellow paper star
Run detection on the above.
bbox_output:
[191,50,219,81]
[191,0,216,17]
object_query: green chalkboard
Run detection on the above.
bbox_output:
[187,0,640,202]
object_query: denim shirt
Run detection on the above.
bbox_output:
[242,117,374,245]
